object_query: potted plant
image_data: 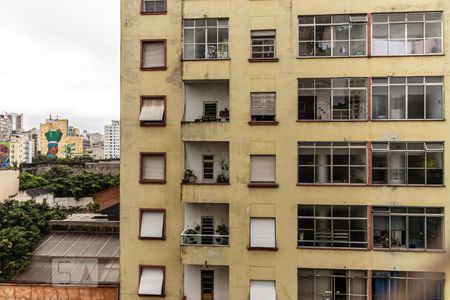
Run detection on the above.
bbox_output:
[184,223,201,244]
[215,223,229,245]
[216,159,229,183]
[182,169,197,184]
[219,108,229,121]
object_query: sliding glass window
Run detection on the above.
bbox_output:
[298,142,367,184]
[373,206,444,250]
[372,77,443,120]
[372,12,443,56]
[298,205,367,248]
[371,142,444,185]
[298,78,367,120]
[298,15,367,57]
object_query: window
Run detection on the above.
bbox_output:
[139,209,165,239]
[298,269,367,300]
[250,155,276,184]
[140,97,166,126]
[203,102,217,119]
[298,15,367,57]
[372,271,444,300]
[201,270,214,299]
[140,153,166,183]
[298,205,367,248]
[251,30,276,59]
[202,155,214,181]
[251,93,276,122]
[372,12,443,55]
[139,266,165,296]
[183,18,229,59]
[371,142,443,185]
[298,78,367,120]
[142,0,166,14]
[373,207,444,250]
[141,40,166,70]
[250,218,276,249]
[372,77,443,120]
[298,142,367,184]
[250,280,276,300]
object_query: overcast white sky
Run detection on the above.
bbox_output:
[0,0,120,133]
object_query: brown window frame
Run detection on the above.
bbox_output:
[249,29,279,62]
[139,208,167,240]
[140,40,167,71]
[140,152,167,184]
[140,0,167,15]
[140,96,167,127]
[138,265,166,297]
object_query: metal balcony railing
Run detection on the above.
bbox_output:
[180,231,229,246]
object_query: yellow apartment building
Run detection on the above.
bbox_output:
[121,0,450,299]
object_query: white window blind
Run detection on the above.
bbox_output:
[250,280,276,300]
[139,267,164,295]
[143,155,165,180]
[140,99,165,122]
[250,155,276,182]
[140,211,164,238]
[143,42,165,68]
[250,218,276,248]
[251,30,276,37]
[251,93,276,116]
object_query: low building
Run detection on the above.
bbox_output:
[0,214,120,300]
[94,185,120,221]
[10,187,54,204]
[0,169,19,202]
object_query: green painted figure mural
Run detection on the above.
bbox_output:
[45,130,63,159]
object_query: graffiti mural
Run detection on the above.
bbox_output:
[45,130,63,158]
[0,142,10,168]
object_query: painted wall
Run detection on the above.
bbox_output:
[39,119,83,158]
[0,285,118,300]
[184,265,229,300]
[184,82,229,121]
[185,142,229,183]
[184,203,229,229]
[121,0,450,299]
[0,170,19,201]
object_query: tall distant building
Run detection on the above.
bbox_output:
[121,1,449,300]
[104,120,120,159]
[0,115,11,141]
[10,133,33,164]
[7,113,23,133]
[39,118,84,158]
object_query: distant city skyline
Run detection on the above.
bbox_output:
[0,0,119,133]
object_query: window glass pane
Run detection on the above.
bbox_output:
[373,40,388,55]
[407,85,425,119]
[407,23,423,38]
[299,26,314,40]
[372,86,388,119]
[334,41,349,56]
[373,24,388,39]
[298,90,315,120]
[333,89,349,119]
[390,152,406,184]
[316,90,331,120]
[350,41,366,56]
[374,216,389,248]
[425,23,442,38]
[334,25,349,40]
[299,16,314,24]
[390,86,406,119]
[299,205,315,216]
[299,42,314,56]
[409,217,425,248]
[391,216,406,248]
[390,40,406,55]
[426,152,443,184]
[425,38,442,53]
[426,217,443,249]
[390,13,406,22]
[390,24,405,39]
[407,39,424,54]
[350,24,366,39]
[195,28,205,43]
[316,41,332,56]
[425,12,442,21]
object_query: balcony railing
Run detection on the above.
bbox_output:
[180,231,229,246]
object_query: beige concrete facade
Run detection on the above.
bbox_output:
[121,0,450,299]
[0,169,19,201]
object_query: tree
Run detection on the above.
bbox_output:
[19,172,48,191]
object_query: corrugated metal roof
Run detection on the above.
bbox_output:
[13,232,119,284]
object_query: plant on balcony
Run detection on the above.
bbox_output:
[182,169,197,184]
[194,116,220,122]
[219,108,229,121]
[216,159,229,183]
[215,223,229,245]
[184,223,201,244]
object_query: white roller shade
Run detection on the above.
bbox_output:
[250,218,276,248]
[251,30,276,37]
[250,155,276,182]
[140,99,165,122]
[143,42,165,68]
[251,93,276,116]
[139,267,164,295]
[250,280,276,300]
[143,155,165,180]
[140,211,164,238]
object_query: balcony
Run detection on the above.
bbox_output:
[181,203,229,247]
[183,142,229,185]
[184,265,229,300]
[182,60,230,81]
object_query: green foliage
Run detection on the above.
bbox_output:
[19,167,119,199]
[62,144,76,159]
[32,154,94,165]
[0,200,89,281]
[19,172,48,190]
